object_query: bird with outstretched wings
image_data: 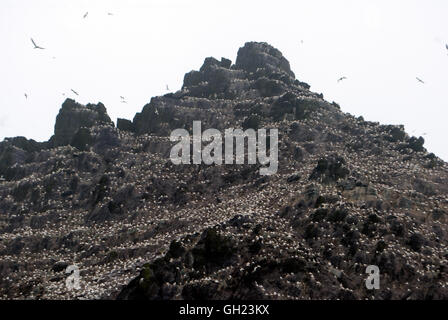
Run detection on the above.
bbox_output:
[416,77,425,84]
[83,12,88,19]
[31,38,45,49]
[71,89,79,96]
[337,76,347,83]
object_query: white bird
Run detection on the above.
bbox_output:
[337,76,347,83]
[416,77,425,84]
[31,38,45,49]
[155,108,159,115]
[71,89,79,96]
[166,85,169,91]
[83,12,89,19]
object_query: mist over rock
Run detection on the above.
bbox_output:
[0,42,447,300]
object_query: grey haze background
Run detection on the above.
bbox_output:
[1,0,447,160]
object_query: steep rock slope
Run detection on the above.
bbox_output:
[0,42,447,300]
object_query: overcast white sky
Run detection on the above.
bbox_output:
[1,0,447,160]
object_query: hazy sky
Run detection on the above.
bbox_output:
[1,0,447,160]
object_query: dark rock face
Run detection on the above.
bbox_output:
[116,229,236,300]
[235,42,295,78]
[309,155,350,183]
[92,127,120,154]
[385,125,406,142]
[407,136,426,152]
[52,99,113,147]
[0,42,447,300]
[116,118,135,132]
[70,128,93,151]
[0,137,48,180]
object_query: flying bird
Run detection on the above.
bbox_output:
[31,38,45,49]
[24,93,28,99]
[71,89,79,96]
[83,12,88,19]
[107,12,114,16]
[337,77,347,83]
[416,77,425,84]
[120,96,125,100]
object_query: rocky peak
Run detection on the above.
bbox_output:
[199,57,232,72]
[180,42,304,102]
[235,42,295,78]
[51,99,113,147]
[1,42,447,301]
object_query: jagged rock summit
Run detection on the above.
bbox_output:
[235,41,295,77]
[51,99,113,147]
[0,42,447,300]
